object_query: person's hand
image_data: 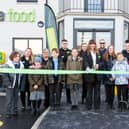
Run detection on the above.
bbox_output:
[94,64,99,70]
[109,78,114,81]
[34,85,38,89]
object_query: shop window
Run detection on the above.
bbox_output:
[17,0,37,2]
[85,0,104,12]
[58,20,64,47]
[13,38,43,55]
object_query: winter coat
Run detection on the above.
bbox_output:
[2,60,24,88]
[79,50,87,70]
[112,59,129,85]
[20,56,32,92]
[122,50,129,61]
[28,70,45,92]
[59,48,71,66]
[98,48,107,70]
[66,55,83,85]
[84,52,101,82]
[104,55,115,85]
[45,57,65,84]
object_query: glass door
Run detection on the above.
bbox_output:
[96,32,112,47]
[77,31,92,48]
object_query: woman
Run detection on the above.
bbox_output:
[20,48,33,111]
[85,39,101,110]
[67,48,83,110]
[103,45,116,109]
[3,51,24,118]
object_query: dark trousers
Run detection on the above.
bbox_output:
[117,85,127,103]
[44,85,50,108]
[82,76,87,103]
[105,84,114,106]
[20,90,31,108]
[86,81,101,109]
[66,88,71,103]
[6,86,19,114]
[49,83,61,107]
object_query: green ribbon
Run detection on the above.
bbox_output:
[0,68,129,75]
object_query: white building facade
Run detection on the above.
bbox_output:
[57,0,129,52]
[0,0,47,58]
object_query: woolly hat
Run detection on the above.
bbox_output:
[34,56,42,63]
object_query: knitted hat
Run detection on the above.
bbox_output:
[34,56,42,63]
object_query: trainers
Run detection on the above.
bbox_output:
[5,114,11,119]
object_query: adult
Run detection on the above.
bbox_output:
[20,48,33,111]
[103,45,116,109]
[41,48,50,108]
[59,39,71,104]
[79,43,87,104]
[85,39,101,110]
[122,39,129,102]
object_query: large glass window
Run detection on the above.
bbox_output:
[58,20,64,47]
[85,0,104,12]
[13,38,43,55]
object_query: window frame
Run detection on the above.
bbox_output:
[12,37,43,55]
[84,0,104,12]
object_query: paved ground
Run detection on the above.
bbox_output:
[0,96,42,129]
[38,86,129,129]
[1,86,129,129]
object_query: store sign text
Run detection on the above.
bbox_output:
[0,9,36,23]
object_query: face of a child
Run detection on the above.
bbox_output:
[117,54,124,61]
[13,54,20,63]
[34,62,42,69]
[51,51,59,58]
[72,49,78,58]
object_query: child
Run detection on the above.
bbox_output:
[112,52,129,109]
[2,51,24,118]
[66,48,83,110]
[28,56,45,115]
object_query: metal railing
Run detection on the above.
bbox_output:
[58,0,129,17]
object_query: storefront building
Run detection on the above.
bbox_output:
[57,0,129,52]
[0,0,46,58]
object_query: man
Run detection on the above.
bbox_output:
[59,39,71,104]
[79,43,87,104]
[98,39,107,69]
[98,39,107,102]
[122,39,129,102]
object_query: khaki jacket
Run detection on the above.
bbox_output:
[66,56,83,85]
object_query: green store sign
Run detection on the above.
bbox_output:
[0,9,36,23]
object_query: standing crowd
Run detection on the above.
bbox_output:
[1,39,129,118]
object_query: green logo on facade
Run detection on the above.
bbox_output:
[7,9,35,22]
